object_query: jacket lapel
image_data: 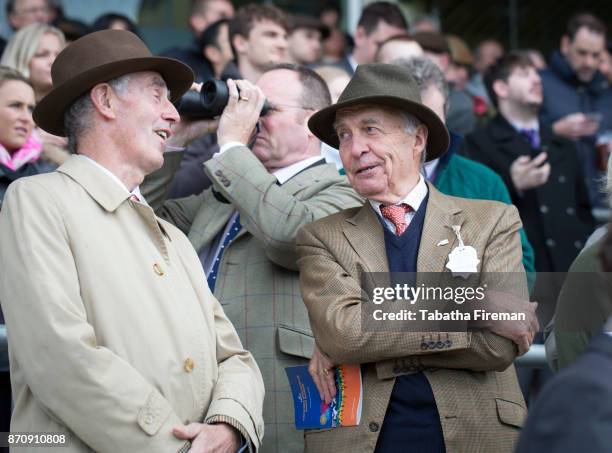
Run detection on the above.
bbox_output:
[188,191,235,249]
[417,183,463,272]
[342,203,389,273]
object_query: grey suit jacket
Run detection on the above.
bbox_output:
[150,145,363,453]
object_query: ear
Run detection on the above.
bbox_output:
[492,79,509,101]
[560,35,570,55]
[354,26,367,47]
[232,34,249,55]
[413,124,428,160]
[90,83,117,120]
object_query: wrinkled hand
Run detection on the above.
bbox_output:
[217,78,265,147]
[510,152,550,191]
[167,82,219,148]
[172,422,240,453]
[308,344,336,404]
[478,290,540,355]
[552,112,599,140]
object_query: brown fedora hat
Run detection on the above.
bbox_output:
[308,63,449,161]
[34,29,194,136]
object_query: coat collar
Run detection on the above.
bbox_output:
[488,113,560,149]
[342,182,463,273]
[57,155,131,212]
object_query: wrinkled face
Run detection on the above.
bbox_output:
[288,28,322,64]
[0,80,35,153]
[9,0,50,29]
[505,65,543,107]
[111,71,180,174]
[334,105,426,203]
[240,19,288,70]
[28,32,63,95]
[252,69,312,171]
[356,20,406,64]
[375,39,423,63]
[562,27,605,83]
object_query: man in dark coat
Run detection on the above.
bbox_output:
[539,12,612,207]
[461,51,594,274]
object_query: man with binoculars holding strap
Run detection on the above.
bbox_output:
[144,64,362,453]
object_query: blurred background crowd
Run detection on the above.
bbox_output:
[0,0,612,451]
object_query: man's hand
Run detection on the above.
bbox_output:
[476,290,540,355]
[172,422,240,453]
[217,79,266,147]
[167,82,219,149]
[308,344,337,404]
[552,112,599,140]
[510,152,550,191]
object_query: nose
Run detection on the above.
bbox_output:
[163,97,180,123]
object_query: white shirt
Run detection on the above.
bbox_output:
[369,175,428,234]
[76,155,146,203]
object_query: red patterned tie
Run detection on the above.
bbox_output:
[380,203,413,235]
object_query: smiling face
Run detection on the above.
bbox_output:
[334,105,427,203]
[110,71,179,174]
[0,79,35,153]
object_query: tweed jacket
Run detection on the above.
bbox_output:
[153,145,363,453]
[296,183,528,453]
[0,156,264,453]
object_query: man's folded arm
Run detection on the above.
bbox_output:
[204,290,265,452]
[205,145,362,270]
[0,181,187,453]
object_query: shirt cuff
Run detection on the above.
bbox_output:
[206,414,253,453]
[216,141,245,156]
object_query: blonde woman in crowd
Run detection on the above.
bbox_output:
[1,23,69,167]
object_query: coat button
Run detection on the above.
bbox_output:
[369,422,379,432]
[145,414,154,424]
[546,239,556,247]
[574,240,583,249]
[435,341,444,349]
[566,207,575,215]
[420,342,428,350]
[558,175,566,183]
[184,358,195,373]
[540,205,549,214]
[427,341,436,349]
[223,180,231,187]
[153,263,164,276]
[445,339,453,347]
[214,170,223,177]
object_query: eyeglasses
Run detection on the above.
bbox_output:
[267,102,316,114]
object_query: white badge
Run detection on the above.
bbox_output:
[445,225,479,279]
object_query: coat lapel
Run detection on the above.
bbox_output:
[342,203,389,273]
[417,183,463,272]
[188,191,235,249]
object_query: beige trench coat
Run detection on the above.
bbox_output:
[0,156,264,452]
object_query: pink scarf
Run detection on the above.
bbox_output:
[0,130,43,171]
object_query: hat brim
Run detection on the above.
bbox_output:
[308,96,450,162]
[34,56,194,136]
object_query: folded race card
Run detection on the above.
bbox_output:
[285,364,362,429]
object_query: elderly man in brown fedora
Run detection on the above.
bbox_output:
[296,63,536,452]
[0,30,264,453]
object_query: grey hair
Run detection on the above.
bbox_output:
[399,111,427,165]
[391,56,450,114]
[64,74,132,153]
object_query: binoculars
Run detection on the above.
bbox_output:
[176,79,270,119]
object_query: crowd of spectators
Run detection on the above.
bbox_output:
[1,0,612,452]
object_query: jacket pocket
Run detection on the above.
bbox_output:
[495,398,526,428]
[277,325,314,359]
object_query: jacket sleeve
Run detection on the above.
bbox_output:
[204,145,363,270]
[296,204,523,371]
[0,180,188,453]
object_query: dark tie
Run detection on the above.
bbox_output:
[380,203,413,235]
[520,128,540,149]
[207,214,242,292]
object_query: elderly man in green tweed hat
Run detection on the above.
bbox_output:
[296,63,538,453]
